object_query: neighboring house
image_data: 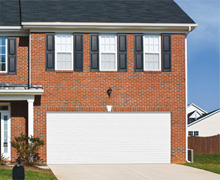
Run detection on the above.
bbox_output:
[188,108,220,137]
[0,0,197,164]
[187,103,207,124]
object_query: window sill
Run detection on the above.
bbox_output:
[55,70,74,73]
[143,70,162,74]
[0,72,7,75]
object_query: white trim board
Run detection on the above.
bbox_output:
[0,102,11,160]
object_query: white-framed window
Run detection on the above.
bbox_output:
[0,38,7,73]
[188,131,193,136]
[194,131,199,136]
[99,35,117,71]
[143,35,161,71]
[55,34,73,70]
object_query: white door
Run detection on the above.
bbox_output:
[47,112,171,164]
[1,112,11,160]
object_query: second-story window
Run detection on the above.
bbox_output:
[143,35,161,71]
[55,34,73,70]
[0,38,7,73]
[99,35,117,71]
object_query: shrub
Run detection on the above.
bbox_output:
[11,133,44,166]
[0,154,7,165]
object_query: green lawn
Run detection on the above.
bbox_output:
[0,166,57,180]
[184,153,220,174]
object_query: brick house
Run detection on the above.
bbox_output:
[0,0,197,164]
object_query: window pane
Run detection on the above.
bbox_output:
[188,131,193,136]
[194,131,199,136]
[0,63,6,71]
[0,38,6,46]
[145,53,159,70]
[0,55,6,62]
[101,53,115,70]
[0,46,6,54]
[4,116,8,153]
[144,35,160,53]
[57,53,72,70]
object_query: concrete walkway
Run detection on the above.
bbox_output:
[49,164,220,180]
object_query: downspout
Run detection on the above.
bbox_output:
[185,36,189,162]
[186,26,192,37]
[28,33,31,89]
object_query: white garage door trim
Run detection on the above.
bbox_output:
[47,112,171,164]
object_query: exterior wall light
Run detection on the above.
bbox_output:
[107,87,112,98]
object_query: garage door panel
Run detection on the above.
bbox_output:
[47,112,171,164]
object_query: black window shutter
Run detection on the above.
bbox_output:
[162,34,171,72]
[118,34,127,72]
[90,34,99,72]
[134,34,143,72]
[8,37,17,75]
[74,34,83,72]
[46,33,55,71]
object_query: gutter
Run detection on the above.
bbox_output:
[0,26,22,30]
[22,22,198,31]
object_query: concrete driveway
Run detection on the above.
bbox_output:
[49,164,220,180]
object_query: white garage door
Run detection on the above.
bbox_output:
[47,112,171,164]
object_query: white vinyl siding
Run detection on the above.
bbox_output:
[144,35,161,71]
[55,34,73,70]
[47,112,171,164]
[0,38,7,72]
[99,35,117,71]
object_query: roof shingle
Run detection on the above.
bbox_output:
[20,0,195,24]
[0,0,20,26]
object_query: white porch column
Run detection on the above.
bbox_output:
[27,99,34,137]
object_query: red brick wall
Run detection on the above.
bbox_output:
[10,101,28,162]
[0,37,28,84]
[30,33,186,163]
[0,33,186,164]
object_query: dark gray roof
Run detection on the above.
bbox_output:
[188,111,197,124]
[0,0,20,26]
[196,108,220,121]
[20,0,195,24]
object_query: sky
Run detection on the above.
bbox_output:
[175,0,220,112]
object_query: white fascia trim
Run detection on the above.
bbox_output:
[0,89,44,95]
[0,26,22,30]
[22,22,198,31]
[188,103,208,114]
[22,22,198,27]
[188,109,220,127]
[0,95,35,101]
